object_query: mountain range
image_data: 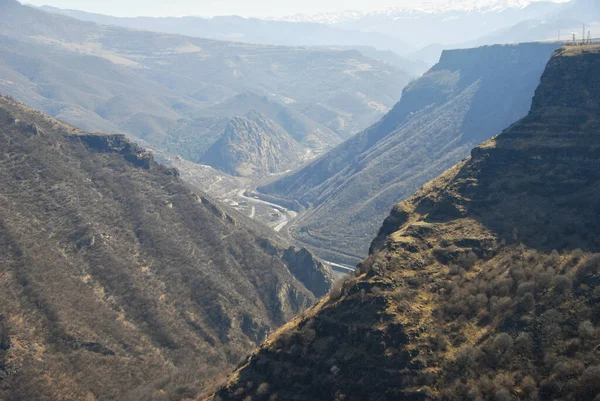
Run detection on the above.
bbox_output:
[38,5,419,61]
[468,0,599,46]
[260,41,561,264]
[215,43,600,401]
[275,0,563,23]
[297,0,564,47]
[413,0,599,64]
[3,1,600,400]
[0,0,412,174]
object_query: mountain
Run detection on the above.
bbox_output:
[0,0,412,162]
[464,0,599,48]
[276,0,560,23]
[296,1,563,47]
[408,0,600,68]
[191,92,343,147]
[159,93,339,176]
[214,44,600,401]
[543,0,600,22]
[0,95,332,401]
[38,6,416,56]
[199,111,305,177]
[260,42,561,264]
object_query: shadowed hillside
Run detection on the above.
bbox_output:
[0,95,332,401]
[261,42,561,264]
[214,45,600,401]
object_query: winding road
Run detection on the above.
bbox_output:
[235,189,357,272]
[236,189,293,232]
[323,260,356,273]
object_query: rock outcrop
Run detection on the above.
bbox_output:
[200,111,305,177]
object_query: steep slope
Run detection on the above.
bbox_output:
[0,96,331,401]
[200,111,305,177]
[0,0,412,157]
[262,42,561,264]
[214,45,600,401]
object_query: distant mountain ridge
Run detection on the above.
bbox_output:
[274,0,564,47]
[260,42,561,264]
[274,0,564,23]
[38,5,417,56]
[0,0,412,172]
[467,0,600,46]
[410,0,599,65]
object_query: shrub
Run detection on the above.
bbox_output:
[552,275,571,294]
[458,251,478,270]
[492,333,514,355]
[575,254,600,284]
[328,275,353,301]
[455,345,481,372]
[433,330,449,351]
[571,248,584,263]
[536,272,553,292]
[579,366,600,398]
[494,387,512,401]
[545,250,561,267]
[520,376,538,400]
[466,386,483,401]
[493,373,515,389]
[553,360,584,380]
[256,382,270,397]
[516,282,536,297]
[514,333,533,355]
[0,317,9,352]
[565,338,581,356]
[579,320,597,344]
[517,293,535,313]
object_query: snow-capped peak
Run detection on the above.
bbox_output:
[270,0,568,24]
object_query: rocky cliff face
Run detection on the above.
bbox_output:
[260,42,561,264]
[282,247,333,298]
[214,46,600,401]
[0,97,328,401]
[200,111,305,177]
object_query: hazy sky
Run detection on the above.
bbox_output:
[22,0,562,18]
